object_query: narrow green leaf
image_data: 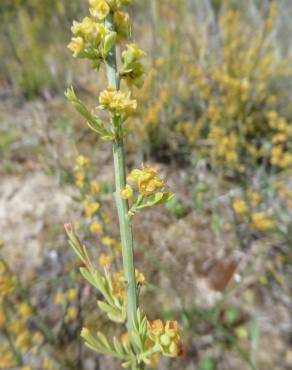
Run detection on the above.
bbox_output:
[113,336,125,357]
[137,192,174,210]
[103,32,117,55]
[97,332,111,350]
[80,267,101,291]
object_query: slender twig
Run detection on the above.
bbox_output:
[104,12,138,344]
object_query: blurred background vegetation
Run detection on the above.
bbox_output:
[0,1,291,370]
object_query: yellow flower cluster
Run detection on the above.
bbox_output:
[68,0,145,92]
[268,111,292,168]
[73,155,110,239]
[89,0,132,20]
[55,288,79,323]
[76,155,91,169]
[148,319,182,357]
[120,44,146,88]
[98,253,113,267]
[82,199,101,218]
[126,166,165,197]
[111,269,145,300]
[102,236,121,254]
[0,350,15,369]
[99,87,137,117]
[68,17,115,58]
[251,212,275,232]
[90,221,103,234]
[75,155,91,189]
[232,198,249,217]
[232,191,277,234]
[55,288,78,305]
[0,260,46,365]
[72,155,126,274]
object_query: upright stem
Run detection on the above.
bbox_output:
[104,13,138,340]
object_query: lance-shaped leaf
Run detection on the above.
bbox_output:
[103,31,117,56]
[65,87,109,136]
[81,328,134,362]
[137,192,174,211]
[97,300,126,323]
[113,336,126,357]
[130,309,148,351]
[65,223,88,265]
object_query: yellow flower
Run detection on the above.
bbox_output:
[9,319,25,335]
[114,11,131,41]
[99,87,137,116]
[121,184,134,199]
[252,212,274,232]
[0,354,16,369]
[225,151,238,164]
[89,0,110,20]
[75,171,85,188]
[55,292,66,305]
[90,180,101,193]
[147,319,182,357]
[98,253,114,267]
[102,236,114,247]
[16,331,31,353]
[135,269,145,284]
[32,331,44,345]
[66,306,78,321]
[102,212,111,224]
[68,37,85,57]
[165,320,179,339]
[113,240,121,255]
[128,166,165,196]
[69,17,109,58]
[120,43,145,87]
[233,199,249,217]
[148,319,164,337]
[71,17,96,39]
[123,43,145,61]
[76,155,91,169]
[247,191,261,207]
[89,222,103,234]
[112,272,126,299]
[18,303,32,319]
[272,133,288,144]
[67,288,78,302]
[0,275,16,297]
[280,153,292,168]
[83,200,100,218]
[113,270,125,283]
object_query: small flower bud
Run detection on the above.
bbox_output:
[148,319,164,337]
[165,320,178,339]
[89,0,110,20]
[121,185,134,199]
[160,333,171,346]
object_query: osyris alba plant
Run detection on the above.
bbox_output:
[65,1,182,369]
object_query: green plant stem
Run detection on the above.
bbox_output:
[104,13,138,342]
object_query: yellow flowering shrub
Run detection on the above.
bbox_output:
[136,1,292,177]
